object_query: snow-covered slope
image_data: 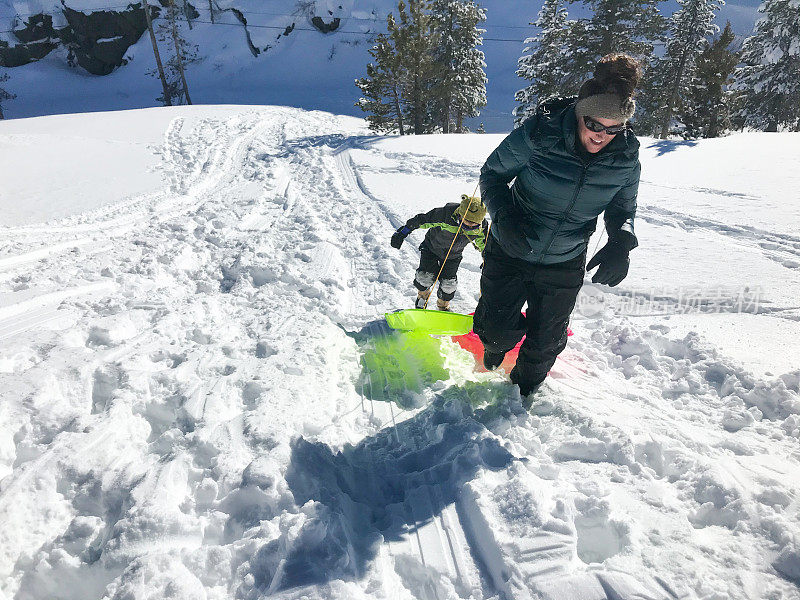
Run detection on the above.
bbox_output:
[0,106,799,599]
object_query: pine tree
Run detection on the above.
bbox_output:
[0,73,15,120]
[142,0,171,107]
[681,22,740,137]
[429,0,487,133]
[568,0,667,79]
[450,2,486,132]
[148,0,200,105]
[355,33,407,134]
[514,0,580,125]
[357,0,485,135]
[648,0,723,137]
[181,0,194,29]
[733,0,800,131]
[633,66,659,134]
[171,0,193,104]
[392,0,440,134]
[557,0,668,131]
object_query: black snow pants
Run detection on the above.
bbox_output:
[414,246,462,301]
[474,233,585,392]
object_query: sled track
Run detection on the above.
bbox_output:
[0,112,280,271]
[333,143,490,593]
[282,127,509,598]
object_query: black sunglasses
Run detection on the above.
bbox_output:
[583,115,626,135]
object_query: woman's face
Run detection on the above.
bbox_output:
[578,115,623,154]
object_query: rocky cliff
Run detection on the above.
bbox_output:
[0,1,355,75]
[1,4,152,75]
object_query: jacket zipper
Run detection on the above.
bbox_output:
[536,162,590,262]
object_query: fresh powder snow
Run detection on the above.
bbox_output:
[0,106,799,599]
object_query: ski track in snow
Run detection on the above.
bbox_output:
[638,202,800,273]
[0,108,799,600]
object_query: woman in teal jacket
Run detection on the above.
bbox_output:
[475,53,642,402]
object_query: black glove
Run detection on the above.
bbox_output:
[492,207,533,259]
[391,225,412,249]
[586,240,630,286]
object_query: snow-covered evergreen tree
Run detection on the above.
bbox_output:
[429,0,487,133]
[357,0,488,135]
[681,22,740,138]
[568,0,667,79]
[393,0,440,134]
[355,33,407,134]
[356,1,438,134]
[514,0,579,125]
[643,0,722,137]
[0,72,14,120]
[732,0,800,131]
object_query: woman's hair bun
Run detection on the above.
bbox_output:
[593,53,642,98]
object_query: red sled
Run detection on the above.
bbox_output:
[452,313,572,372]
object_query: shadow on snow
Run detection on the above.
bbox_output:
[272,391,516,591]
[276,133,386,157]
[646,138,698,156]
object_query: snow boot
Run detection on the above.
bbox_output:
[521,383,543,410]
[436,298,451,311]
[510,367,546,408]
[483,350,506,371]
[415,289,432,309]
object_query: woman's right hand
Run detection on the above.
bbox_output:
[493,207,533,258]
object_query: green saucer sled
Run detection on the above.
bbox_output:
[384,308,473,336]
[355,309,473,405]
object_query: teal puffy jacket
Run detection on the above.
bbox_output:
[480,97,640,264]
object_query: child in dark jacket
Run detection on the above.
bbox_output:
[391,195,488,310]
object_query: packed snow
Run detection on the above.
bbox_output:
[0,106,799,600]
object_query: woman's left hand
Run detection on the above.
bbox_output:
[587,240,630,286]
